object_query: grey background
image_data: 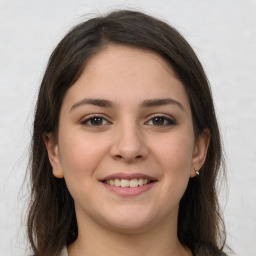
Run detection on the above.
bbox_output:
[0,0,255,255]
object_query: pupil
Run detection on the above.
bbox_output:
[153,117,164,125]
[92,117,102,125]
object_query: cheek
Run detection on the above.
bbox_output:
[154,131,194,170]
[58,131,109,178]
[152,132,194,197]
[58,132,110,207]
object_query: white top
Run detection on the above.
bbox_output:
[60,246,69,256]
[59,244,227,256]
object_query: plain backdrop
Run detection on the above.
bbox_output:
[0,0,255,255]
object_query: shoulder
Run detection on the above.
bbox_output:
[196,244,228,256]
[59,246,69,256]
[29,247,69,256]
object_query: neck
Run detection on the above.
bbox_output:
[68,209,191,256]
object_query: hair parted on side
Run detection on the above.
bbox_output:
[27,9,226,256]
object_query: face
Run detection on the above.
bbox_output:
[45,45,209,234]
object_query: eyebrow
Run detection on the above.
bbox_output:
[70,98,114,112]
[70,98,185,112]
[141,98,185,111]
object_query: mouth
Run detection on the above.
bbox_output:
[102,178,154,188]
[100,173,157,188]
[100,173,157,196]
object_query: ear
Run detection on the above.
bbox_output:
[190,129,210,177]
[43,133,64,178]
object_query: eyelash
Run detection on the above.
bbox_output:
[80,115,176,127]
[81,115,110,126]
[146,115,176,126]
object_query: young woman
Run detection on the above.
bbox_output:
[27,10,228,256]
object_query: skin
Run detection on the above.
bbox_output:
[44,44,210,256]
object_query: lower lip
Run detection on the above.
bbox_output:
[101,182,157,197]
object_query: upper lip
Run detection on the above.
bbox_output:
[100,173,157,181]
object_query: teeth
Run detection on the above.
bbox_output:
[130,179,139,187]
[114,178,121,187]
[105,178,150,187]
[121,179,130,187]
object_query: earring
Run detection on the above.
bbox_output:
[194,168,199,176]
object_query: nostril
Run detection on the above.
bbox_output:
[113,154,143,161]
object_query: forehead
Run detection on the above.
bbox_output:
[83,44,175,85]
[62,44,191,112]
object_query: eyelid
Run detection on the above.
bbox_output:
[80,114,112,126]
[79,113,176,126]
[145,114,176,126]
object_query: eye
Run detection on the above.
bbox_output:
[81,116,109,126]
[146,116,176,126]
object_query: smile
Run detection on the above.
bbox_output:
[103,178,151,188]
[100,173,157,196]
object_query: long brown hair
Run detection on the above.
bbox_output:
[27,10,227,256]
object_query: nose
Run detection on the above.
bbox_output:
[110,122,148,163]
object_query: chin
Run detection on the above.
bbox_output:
[98,206,160,234]
[106,219,153,234]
